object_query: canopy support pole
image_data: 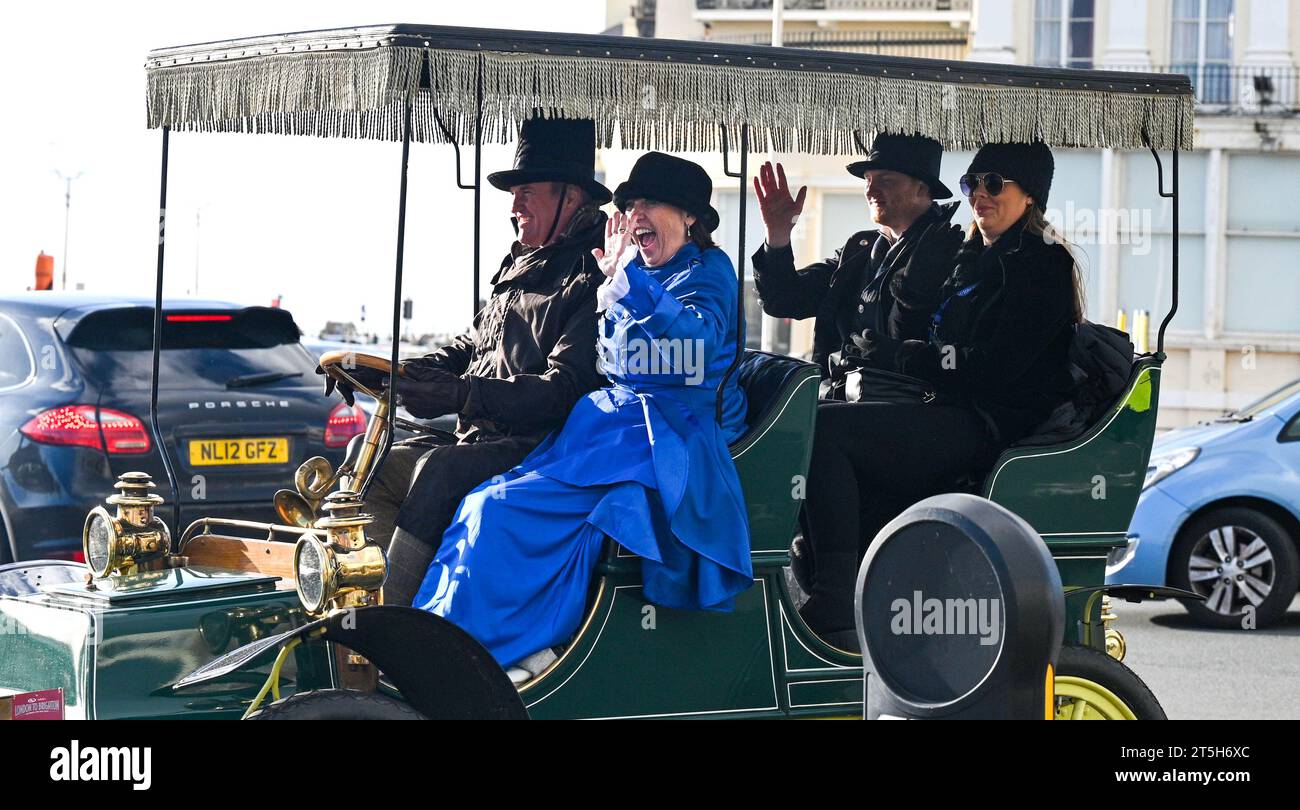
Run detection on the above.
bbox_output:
[718,124,749,423]
[365,98,414,501]
[431,109,475,191]
[150,126,182,541]
[471,56,484,321]
[1149,145,1179,357]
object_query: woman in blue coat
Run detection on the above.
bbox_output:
[412,152,751,670]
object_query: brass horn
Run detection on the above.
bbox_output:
[274,456,342,528]
[274,352,397,527]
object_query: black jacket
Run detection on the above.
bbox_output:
[419,209,608,442]
[751,203,957,398]
[897,217,1077,444]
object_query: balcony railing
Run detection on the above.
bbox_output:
[707,28,969,59]
[696,0,970,12]
[1107,64,1300,114]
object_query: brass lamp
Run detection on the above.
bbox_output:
[82,472,172,578]
[292,490,386,615]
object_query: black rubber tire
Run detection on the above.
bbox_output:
[1055,645,1166,720]
[246,689,426,720]
[0,518,11,565]
[1169,507,1300,630]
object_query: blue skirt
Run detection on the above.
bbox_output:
[411,386,752,667]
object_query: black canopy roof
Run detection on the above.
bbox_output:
[146,24,1194,152]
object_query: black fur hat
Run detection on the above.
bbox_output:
[965,142,1055,211]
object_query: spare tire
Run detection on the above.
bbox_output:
[246,689,426,720]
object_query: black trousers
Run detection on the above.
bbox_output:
[367,434,538,606]
[800,400,997,632]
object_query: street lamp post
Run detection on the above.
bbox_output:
[194,209,201,296]
[758,1,785,353]
[54,170,84,291]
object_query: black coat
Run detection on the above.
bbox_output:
[750,203,955,398]
[393,210,608,543]
[897,217,1077,444]
[417,209,608,442]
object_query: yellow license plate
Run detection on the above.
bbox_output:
[188,437,289,466]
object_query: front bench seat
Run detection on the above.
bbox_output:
[729,351,821,557]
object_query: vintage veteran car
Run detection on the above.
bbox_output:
[0,23,1201,720]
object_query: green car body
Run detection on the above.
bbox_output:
[0,353,1162,720]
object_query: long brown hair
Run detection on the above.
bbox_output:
[969,208,1086,324]
[688,221,716,250]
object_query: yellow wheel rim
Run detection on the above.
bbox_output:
[1053,676,1138,720]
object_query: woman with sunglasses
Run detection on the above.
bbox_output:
[799,141,1082,646]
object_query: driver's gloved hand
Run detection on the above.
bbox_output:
[395,370,469,419]
[400,357,450,381]
[315,365,356,407]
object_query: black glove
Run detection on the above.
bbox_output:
[400,357,451,381]
[315,365,356,406]
[891,217,965,308]
[849,329,904,372]
[395,370,469,419]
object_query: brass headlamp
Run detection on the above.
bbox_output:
[293,490,386,615]
[82,472,172,578]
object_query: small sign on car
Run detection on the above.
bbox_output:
[0,687,65,720]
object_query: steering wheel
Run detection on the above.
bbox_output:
[317,350,401,399]
[316,351,457,442]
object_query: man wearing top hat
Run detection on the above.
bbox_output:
[331,114,611,607]
[751,133,964,400]
[751,133,966,646]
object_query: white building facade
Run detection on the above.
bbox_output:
[626,0,1300,427]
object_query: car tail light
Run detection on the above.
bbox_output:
[324,402,367,448]
[20,405,152,454]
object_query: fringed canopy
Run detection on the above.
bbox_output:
[146,24,1194,152]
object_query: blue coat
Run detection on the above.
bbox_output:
[532,241,752,608]
[413,242,752,666]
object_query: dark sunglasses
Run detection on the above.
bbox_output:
[959,172,1019,197]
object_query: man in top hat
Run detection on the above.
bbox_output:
[751,133,964,400]
[751,133,966,646]
[339,114,612,608]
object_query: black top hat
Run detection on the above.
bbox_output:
[612,152,721,233]
[487,116,612,204]
[846,133,953,199]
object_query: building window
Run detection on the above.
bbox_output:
[1033,0,1095,69]
[1171,0,1234,104]
[1224,153,1300,335]
[1117,151,1208,336]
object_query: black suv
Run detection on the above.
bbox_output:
[0,294,368,562]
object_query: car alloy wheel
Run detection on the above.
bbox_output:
[1170,507,1300,629]
[1187,524,1275,617]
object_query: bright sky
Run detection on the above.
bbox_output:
[0,1,611,338]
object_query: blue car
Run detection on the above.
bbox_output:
[1109,379,1300,628]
